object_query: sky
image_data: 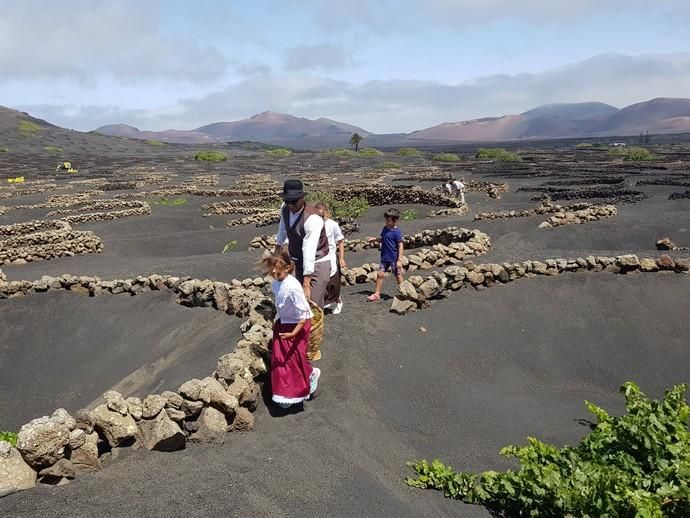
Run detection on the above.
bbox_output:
[2,0,690,133]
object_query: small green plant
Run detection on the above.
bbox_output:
[324,148,357,158]
[475,148,520,161]
[401,209,417,221]
[358,147,384,157]
[407,382,690,517]
[377,161,402,169]
[397,147,422,157]
[0,147,8,153]
[265,148,292,157]
[146,140,166,147]
[0,431,18,447]
[154,197,187,206]
[305,191,370,219]
[17,120,43,138]
[575,142,594,149]
[44,145,63,153]
[609,146,656,161]
[222,240,238,253]
[195,150,227,162]
[432,152,460,162]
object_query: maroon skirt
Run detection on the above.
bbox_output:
[271,320,313,405]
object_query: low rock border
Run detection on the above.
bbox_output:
[0,271,275,496]
[390,254,689,314]
[538,204,616,229]
[0,220,103,266]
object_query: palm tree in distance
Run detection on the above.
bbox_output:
[349,132,364,152]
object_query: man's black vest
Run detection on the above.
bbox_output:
[282,204,329,265]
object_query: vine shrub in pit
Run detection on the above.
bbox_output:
[305,191,370,219]
[0,431,18,447]
[475,148,521,161]
[407,382,690,517]
[195,150,228,162]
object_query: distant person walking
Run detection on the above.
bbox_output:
[453,177,466,203]
[315,202,346,315]
[444,180,453,196]
[367,208,404,302]
[274,179,331,309]
[262,251,320,410]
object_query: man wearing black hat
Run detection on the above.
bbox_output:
[275,179,331,309]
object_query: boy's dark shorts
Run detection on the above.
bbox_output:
[379,261,400,276]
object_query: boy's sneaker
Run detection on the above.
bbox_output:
[309,367,321,396]
[332,300,343,315]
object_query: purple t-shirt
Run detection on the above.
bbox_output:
[380,226,403,262]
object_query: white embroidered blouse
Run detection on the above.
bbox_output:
[271,274,313,324]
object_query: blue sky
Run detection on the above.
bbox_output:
[2,0,690,132]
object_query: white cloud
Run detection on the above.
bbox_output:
[16,53,690,133]
[0,0,228,83]
[283,45,354,71]
[301,0,651,32]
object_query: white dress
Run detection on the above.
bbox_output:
[324,219,344,277]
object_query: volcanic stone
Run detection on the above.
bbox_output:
[189,407,228,445]
[91,404,138,447]
[0,442,37,497]
[16,416,71,469]
[137,410,186,452]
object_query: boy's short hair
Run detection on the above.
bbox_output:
[384,208,400,220]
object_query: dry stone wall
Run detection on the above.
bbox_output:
[60,201,151,225]
[390,254,689,314]
[342,228,491,285]
[47,200,148,217]
[0,220,102,266]
[669,190,690,200]
[474,200,616,228]
[332,185,463,208]
[474,199,567,221]
[226,211,281,228]
[204,203,280,217]
[12,192,103,212]
[538,205,616,228]
[0,184,65,200]
[0,272,275,495]
[427,206,469,218]
[181,174,218,187]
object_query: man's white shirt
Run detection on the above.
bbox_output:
[275,204,330,276]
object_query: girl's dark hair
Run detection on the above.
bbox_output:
[260,249,295,276]
[384,207,400,220]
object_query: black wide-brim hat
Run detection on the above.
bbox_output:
[280,179,307,201]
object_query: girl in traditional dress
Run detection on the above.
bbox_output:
[315,202,346,315]
[262,250,321,409]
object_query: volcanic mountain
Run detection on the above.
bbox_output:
[96,111,370,147]
[409,98,690,142]
[93,124,216,144]
[0,106,189,156]
[195,111,369,141]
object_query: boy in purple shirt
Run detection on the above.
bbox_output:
[367,208,404,301]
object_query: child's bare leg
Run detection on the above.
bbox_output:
[373,271,385,296]
[396,273,404,285]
